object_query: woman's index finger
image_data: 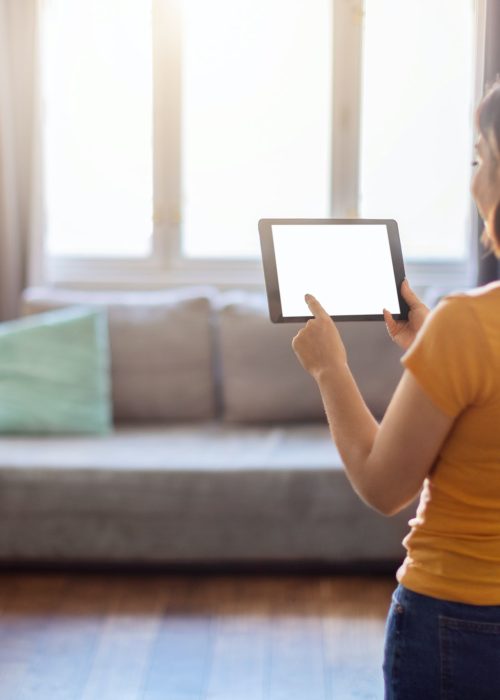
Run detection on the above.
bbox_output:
[305,294,330,319]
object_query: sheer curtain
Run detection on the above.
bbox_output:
[0,0,44,322]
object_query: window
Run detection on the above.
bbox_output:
[359,0,475,261]
[181,0,332,259]
[40,0,486,287]
[41,0,153,259]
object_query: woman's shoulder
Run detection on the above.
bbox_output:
[445,280,500,303]
[429,283,499,361]
[434,282,500,323]
[423,283,498,337]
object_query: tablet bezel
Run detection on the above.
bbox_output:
[258,218,409,323]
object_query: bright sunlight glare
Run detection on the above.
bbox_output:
[41,0,153,258]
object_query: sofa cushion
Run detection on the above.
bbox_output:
[0,424,414,563]
[21,287,216,422]
[0,307,111,434]
[217,290,404,422]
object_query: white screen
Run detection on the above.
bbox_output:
[272,224,401,317]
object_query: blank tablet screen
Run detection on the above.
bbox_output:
[272,223,401,317]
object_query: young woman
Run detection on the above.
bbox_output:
[292,81,500,699]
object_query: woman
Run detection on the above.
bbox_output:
[292,80,500,699]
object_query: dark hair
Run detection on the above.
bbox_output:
[477,79,500,255]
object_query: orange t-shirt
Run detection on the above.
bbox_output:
[396,281,500,604]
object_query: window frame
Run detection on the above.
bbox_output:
[46,0,487,292]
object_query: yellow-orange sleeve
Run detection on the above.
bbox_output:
[401,297,490,418]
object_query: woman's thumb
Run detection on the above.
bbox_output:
[383,308,398,338]
[401,279,420,307]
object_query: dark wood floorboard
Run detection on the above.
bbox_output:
[0,572,395,700]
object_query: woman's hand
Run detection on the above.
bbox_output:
[292,294,347,380]
[383,279,430,351]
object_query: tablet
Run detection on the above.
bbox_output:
[258,218,409,322]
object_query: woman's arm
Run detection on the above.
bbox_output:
[292,295,454,516]
[316,364,453,515]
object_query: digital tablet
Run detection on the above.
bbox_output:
[258,218,409,322]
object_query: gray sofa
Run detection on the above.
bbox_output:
[0,286,416,567]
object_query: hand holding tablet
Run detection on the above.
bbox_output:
[258,218,409,322]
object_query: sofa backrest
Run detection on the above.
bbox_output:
[21,286,404,424]
[216,290,404,423]
[21,287,217,422]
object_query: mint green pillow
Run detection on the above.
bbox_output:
[0,307,112,434]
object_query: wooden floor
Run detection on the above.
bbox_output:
[0,572,395,700]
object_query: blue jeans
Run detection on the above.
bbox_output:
[383,583,500,699]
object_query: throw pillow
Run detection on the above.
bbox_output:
[0,306,112,434]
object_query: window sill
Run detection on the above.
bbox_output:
[46,255,475,295]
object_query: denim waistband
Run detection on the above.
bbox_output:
[393,583,500,621]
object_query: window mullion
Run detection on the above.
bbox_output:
[152,0,182,267]
[331,0,364,218]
